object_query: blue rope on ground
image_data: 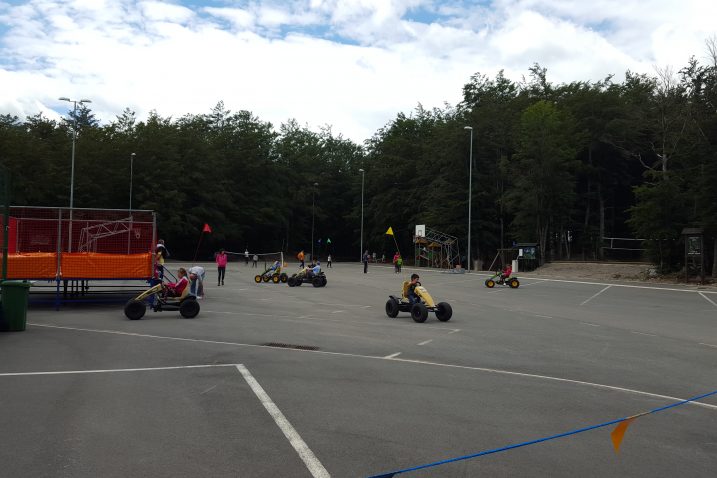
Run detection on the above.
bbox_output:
[366,389,717,478]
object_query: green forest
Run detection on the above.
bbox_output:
[1,55,716,276]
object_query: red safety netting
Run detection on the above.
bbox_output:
[1,207,156,280]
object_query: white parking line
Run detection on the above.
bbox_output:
[236,365,330,478]
[699,343,717,349]
[631,331,657,337]
[0,363,235,377]
[331,310,345,314]
[534,315,554,319]
[417,339,433,346]
[23,323,717,410]
[384,352,402,359]
[447,329,461,334]
[580,285,612,306]
[699,292,717,308]
[581,322,601,327]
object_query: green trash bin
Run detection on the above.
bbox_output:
[1,281,31,332]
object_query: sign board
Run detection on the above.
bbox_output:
[415,224,425,237]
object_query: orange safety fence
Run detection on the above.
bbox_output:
[61,253,153,279]
[6,253,58,279]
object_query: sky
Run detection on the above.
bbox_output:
[1,0,716,143]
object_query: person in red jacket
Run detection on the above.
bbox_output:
[165,268,189,297]
[498,264,512,284]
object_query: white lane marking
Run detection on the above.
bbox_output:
[362,305,372,309]
[535,315,554,319]
[331,310,345,314]
[0,363,235,377]
[580,285,612,306]
[236,365,330,478]
[417,339,433,346]
[523,277,717,294]
[699,292,717,308]
[699,343,717,348]
[200,384,217,395]
[581,322,600,327]
[632,331,657,337]
[447,329,461,334]
[238,289,247,291]
[26,323,717,411]
[384,352,402,359]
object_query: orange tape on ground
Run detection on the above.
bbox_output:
[61,253,153,279]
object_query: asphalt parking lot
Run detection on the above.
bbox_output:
[1,262,716,477]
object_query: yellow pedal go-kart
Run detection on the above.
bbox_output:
[254,263,289,284]
[385,281,452,323]
[484,272,520,288]
[124,282,200,320]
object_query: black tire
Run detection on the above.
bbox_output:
[312,277,322,287]
[262,275,270,283]
[179,298,200,318]
[320,277,327,287]
[385,298,399,318]
[509,278,520,289]
[254,275,262,283]
[436,302,453,322]
[124,299,146,320]
[280,273,288,283]
[287,276,296,287]
[411,303,428,323]
[485,279,495,288]
[272,274,280,284]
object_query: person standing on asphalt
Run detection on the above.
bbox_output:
[216,248,228,286]
[252,253,258,268]
[244,248,249,265]
[327,254,332,268]
[363,250,369,273]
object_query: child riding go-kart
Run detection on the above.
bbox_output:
[254,260,289,284]
[385,274,452,323]
[287,263,327,287]
[484,265,520,288]
[124,268,200,320]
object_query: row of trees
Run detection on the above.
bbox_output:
[1,52,716,275]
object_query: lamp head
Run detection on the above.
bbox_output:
[58,97,70,102]
[464,126,473,130]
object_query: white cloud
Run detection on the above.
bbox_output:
[1,0,715,142]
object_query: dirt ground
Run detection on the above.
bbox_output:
[521,261,716,288]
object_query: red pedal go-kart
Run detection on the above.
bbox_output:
[124,282,200,320]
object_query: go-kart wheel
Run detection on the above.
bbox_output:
[179,298,200,318]
[509,278,520,288]
[124,299,146,320]
[262,275,270,282]
[411,303,428,323]
[280,273,288,283]
[272,274,280,284]
[312,277,323,287]
[485,279,495,288]
[320,277,327,287]
[254,275,262,283]
[385,298,399,318]
[435,302,453,321]
[287,277,296,287]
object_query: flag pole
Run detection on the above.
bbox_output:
[192,224,212,264]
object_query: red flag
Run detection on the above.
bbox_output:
[203,223,212,233]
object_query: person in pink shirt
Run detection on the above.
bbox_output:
[216,248,228,286]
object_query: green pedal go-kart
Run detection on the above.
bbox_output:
[385,281,452,323]
[484,272,520,288]
[124,282,200,320]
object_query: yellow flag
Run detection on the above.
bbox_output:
[611,418,635,453]
[386,226,394,236]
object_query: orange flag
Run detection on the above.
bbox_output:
[611,418,636,453]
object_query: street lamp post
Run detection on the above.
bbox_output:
[311,182,318,261]
[59,96,91,252]
[128,152,136,254]
[464,126,473,272]
[359,168,365,262]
